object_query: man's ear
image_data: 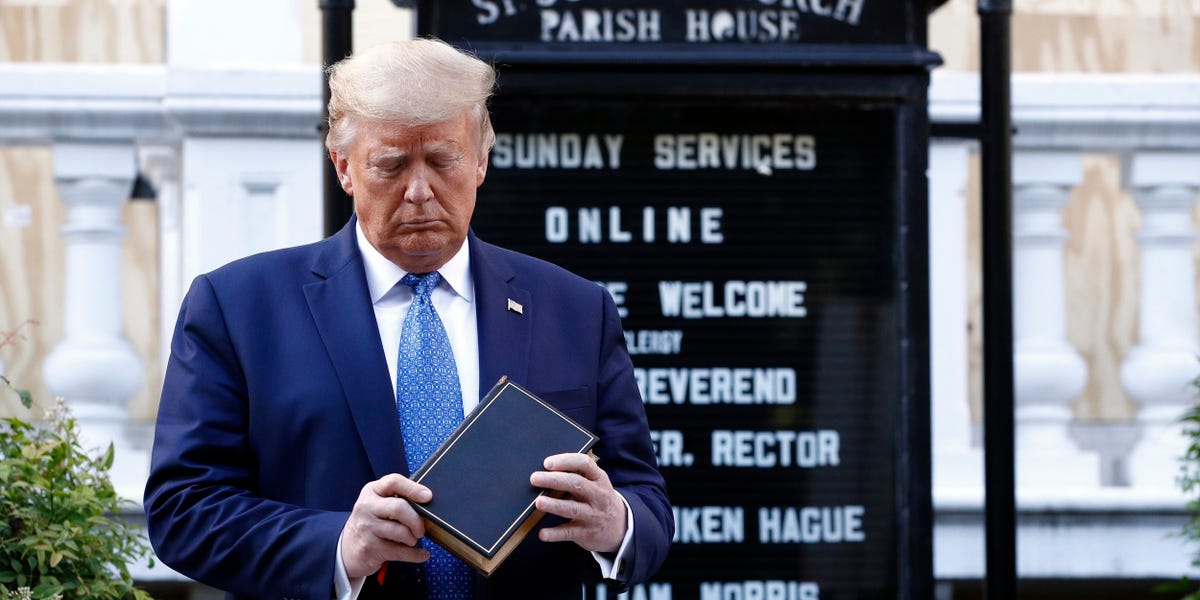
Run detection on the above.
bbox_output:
[475,148,488,188]
[329,149,354,195]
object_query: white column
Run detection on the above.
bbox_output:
[929,140,982,503]
[1012,150,1099,491]
[163,0,323,282]
[42,142,145,478]
[139,145,183,369]
[180,137,324,282]
[167,0,303,67]
[1121,151,1200,492]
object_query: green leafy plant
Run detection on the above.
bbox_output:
[1162,374,1200,599]
[0,372,154,600]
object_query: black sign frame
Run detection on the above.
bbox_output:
[417,3,937,597]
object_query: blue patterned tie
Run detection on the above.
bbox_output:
[396,272,473,599]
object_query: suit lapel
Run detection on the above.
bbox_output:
[304,219,409,478]
[470,233,532,392]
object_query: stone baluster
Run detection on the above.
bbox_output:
[1120,151,1200,492]
[138,145,182,370]
[1013,150,1099,490]
[929,140,982,501]
[41,142,145,497]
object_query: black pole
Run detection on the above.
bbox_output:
[321,0,355,238]
[978,0,1016,598]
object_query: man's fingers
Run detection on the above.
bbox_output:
[341,475,437,577]
[543,453,602,479]
[529,457,627,553]
[371,473,433,503]
[369,515,425,547]
[537,454,611,502]
[531,470,588,496]
[381,542,431,565]
[342,533,432,578]
[538,521,582,544]
[535,494,582,520]
[367,497,426,537]
[368,537,432,563]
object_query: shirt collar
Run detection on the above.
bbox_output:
[355,221,474,305]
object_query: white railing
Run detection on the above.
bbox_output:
[0,62,323,538]
[3,64,1200,582]
[930,71,1200,579]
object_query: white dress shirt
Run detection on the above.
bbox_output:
[335,224,633,599]
[357,224,479,412]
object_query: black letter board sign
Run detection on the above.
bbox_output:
[417,2,938,598]
[418,0,918,47]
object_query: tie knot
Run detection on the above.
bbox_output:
[401,271,442,300]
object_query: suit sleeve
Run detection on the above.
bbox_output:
[591,285,674,587]
[144,275,348,599]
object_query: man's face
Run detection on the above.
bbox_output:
[331,110,488,273]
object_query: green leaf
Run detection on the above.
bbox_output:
[33,579,64,599]
[1155,577,1192,592]
[16,388,32,409]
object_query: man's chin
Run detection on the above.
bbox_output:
[384,234,464,269]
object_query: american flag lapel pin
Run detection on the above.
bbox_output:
[507,298,524,315]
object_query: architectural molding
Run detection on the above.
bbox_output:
[931,71,1200,150]
[0,63,321,145]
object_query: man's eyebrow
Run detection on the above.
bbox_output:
[369,149,408,163]
[426,141,465,154]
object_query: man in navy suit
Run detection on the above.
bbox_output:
[144,38,672,599]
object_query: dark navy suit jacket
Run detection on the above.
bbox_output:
[144,219,673,599]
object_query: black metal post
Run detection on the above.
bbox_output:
[978,0,1016,598]
[321,0,355,238]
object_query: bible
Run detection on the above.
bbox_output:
[408,376,599,576]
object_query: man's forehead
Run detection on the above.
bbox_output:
[366,135,463,155]
[361,116,475,152]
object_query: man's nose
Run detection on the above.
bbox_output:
[403,164,434,204]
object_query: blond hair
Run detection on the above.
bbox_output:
[325,38,497,155]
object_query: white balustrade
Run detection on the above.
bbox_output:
[1012,150,1098,490]
[929,71,1200,581]
[1120,150,1200,492]
[41,142,148,497]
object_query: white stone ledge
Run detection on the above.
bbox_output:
[165,67,323,138]
[0,64,165,145]
[931,71,1200,150]
[0,63,166,97]
[936,509,1198,579]
[0,63,322,144]
[935,487,1198,579]
[937,487,1190,512]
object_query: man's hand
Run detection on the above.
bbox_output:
[339,474,433,579]
[531,453,627,554]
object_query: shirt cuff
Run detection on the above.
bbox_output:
[334,535,367,600]
[590,491,635,582]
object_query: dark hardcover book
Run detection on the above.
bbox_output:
[409,376,599,576]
